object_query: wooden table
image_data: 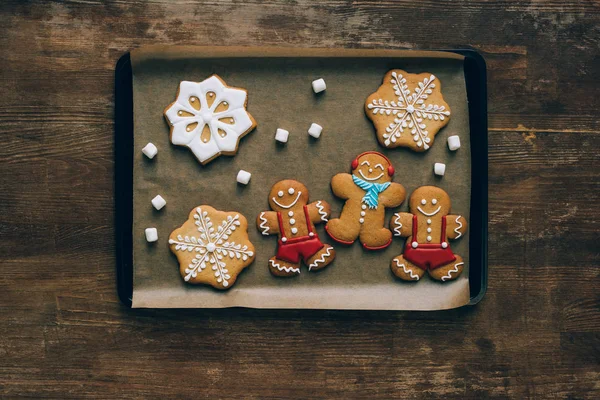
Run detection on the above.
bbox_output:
[1,1,598,398]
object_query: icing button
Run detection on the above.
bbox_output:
[361,204,367,210]
[442,242,448,248]
[360,211,366,217]
[427,227,432,233]
[288,211,294,217]
[291,228,298,234]
[281,237,287,243]
[359,218,364,224]
[412,242,418,248]
[426,236,432,242]
[427,219,432,224]
[309,232,315,237]
[289,218,296,225]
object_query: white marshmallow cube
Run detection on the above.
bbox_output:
[434,163,446,176]
[308,123,323,139]
[151,195,166,210]
[312,78,326,93]
[448,135,461,151]
[142,143,158,159]
[275,128,289,143]
[145,227,158,242]
[237,170,252,185]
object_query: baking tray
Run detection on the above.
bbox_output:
[114,47,487,309]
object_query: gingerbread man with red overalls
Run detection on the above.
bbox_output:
[257,180,336,277]
[390,186,467,282]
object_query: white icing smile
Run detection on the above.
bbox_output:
[417,206,441,216]
[272,191,302,209]
[358,170,384,181]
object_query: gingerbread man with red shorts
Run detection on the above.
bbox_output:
[257,180,335,277]
[390,186,467,282]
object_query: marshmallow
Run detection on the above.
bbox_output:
[151,195,166,210]
[308,123,323,139]
[142,143,158,159]
[434,163,446,176]
[237,170,252,185]
[312,78,326,93]
[145,227,158,242]
[275,128,289,143]
[448,135,461,151]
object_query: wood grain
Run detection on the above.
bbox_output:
[1,1,598,398]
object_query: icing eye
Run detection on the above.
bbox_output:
[360,160,370,167]
[288,188,295,195]
[421,199,426,205]
[432,199,438,205]
[277,191,284,197]
[375,163,385,170]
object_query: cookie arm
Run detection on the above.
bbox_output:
[446,214,468,240]
[390,212,413,237]
[307,200,331,225]
[256,211,279,235]
[379,182,407,208]
[330,173,358,199]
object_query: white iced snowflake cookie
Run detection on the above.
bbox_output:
[365,70,451,152]
[168,205,255,289]
[164,75,257,165]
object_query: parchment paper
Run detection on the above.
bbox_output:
[130,46,471,310]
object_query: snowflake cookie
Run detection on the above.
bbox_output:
[365,70,451,152]
[168,206,255,289]
[164,75,257,164]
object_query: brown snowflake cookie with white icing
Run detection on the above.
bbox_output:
[325,151,406,250]
[365,70,451,151]
[257,180,335,277]
[169,205,255,289]
[389,186,467,282]
[164,75,257,165]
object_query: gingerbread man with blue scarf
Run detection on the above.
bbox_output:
[326,151,406,250]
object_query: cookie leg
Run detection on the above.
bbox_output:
[269,257,301,277]
[325,216,360,244]
[306,245,336,272]
[360,225,393,250]
[429,255,464,282]
[390,254,425,281]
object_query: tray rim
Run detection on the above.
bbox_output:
[114,47,488,309]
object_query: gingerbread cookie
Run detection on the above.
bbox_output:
[366,70,451,151]
[325,152,406,250]
[164,75,257,165]
[257,180,335,277]
[390,186,467,282]
[169,206,255,289]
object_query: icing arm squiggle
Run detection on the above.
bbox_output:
[309,246,332,271]
[269,259,300,274]
[259,212,270,235]
[394,259,419,280]
[316,201,328,222]
[441,262,464,282]
[393,213,403,236]
[454,215,463,239]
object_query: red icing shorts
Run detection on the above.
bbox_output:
[277,236,324,264]
[404,244,456,271]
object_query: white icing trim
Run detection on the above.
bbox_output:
[454,215,463,239]
[272,191,302,209]
[393,213,403,236]
[394,259,419,281]
[441,262,464,282]
[269,259,300,274]
[316,201,328,222]
[417,206,441,216]
[358,170,384,181]
[259,212,269,235]
[308,246,333,271]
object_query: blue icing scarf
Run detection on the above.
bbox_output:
[352,175,390,209]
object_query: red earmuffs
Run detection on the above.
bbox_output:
[351,151,394,176]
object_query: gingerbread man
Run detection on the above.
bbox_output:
[325,151,406,250]
[257,179,336,277]
[390,186,467,282]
